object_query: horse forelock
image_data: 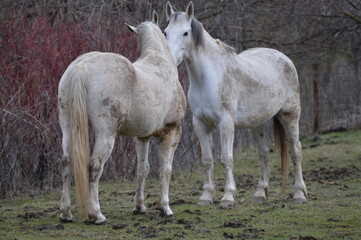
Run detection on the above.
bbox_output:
[171,12,183,22]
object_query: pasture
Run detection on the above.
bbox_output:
[1,129,360,239]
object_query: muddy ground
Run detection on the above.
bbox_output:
[0,130,360,239]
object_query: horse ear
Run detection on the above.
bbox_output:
[186,1,194,19]
[166,1,175,20]
[152,10,159,25]
[125,23,138,35]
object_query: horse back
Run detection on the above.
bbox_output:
[237,48,299,91]
[223,48,300,127]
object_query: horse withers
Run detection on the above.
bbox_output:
[58,11,186,224]
[164,2,307,208]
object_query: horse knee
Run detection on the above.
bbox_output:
[89,157,102,181]
[221,155,233,169]
[161,162,172,177]
[138,161,150,177]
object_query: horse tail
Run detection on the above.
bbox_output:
[68,63,90,220]
[273,117,289,191]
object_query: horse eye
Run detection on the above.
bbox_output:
[164,32,167,38]
[183,31,188,36]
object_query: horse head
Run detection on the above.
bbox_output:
[164,1,203,65]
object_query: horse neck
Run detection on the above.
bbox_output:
[138,34,173,64]
[185,30,230,86]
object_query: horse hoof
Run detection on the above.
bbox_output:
[252,196,267,203]
[59,213,73,223]
[85,217,107,225]
[198,199,212,206]
[219,200,235,209]
[159,210,174,217]
[59,217,73,223]
[94,219,108,225]
[133,209,147,215]
[293,197,307,204]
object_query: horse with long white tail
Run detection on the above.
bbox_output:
[164,2,307,208]
[58,11,186,224]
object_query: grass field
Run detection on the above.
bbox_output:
[1,130,360,240]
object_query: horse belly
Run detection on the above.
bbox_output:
[234,96,283,128]
[117,97,171,137]
[118,115,163,137]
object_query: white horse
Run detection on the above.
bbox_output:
[164,2,307,208]
[58,12,186,224]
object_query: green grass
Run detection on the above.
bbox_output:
[1,130,361,239]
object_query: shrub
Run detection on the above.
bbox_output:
[0,10,140,198]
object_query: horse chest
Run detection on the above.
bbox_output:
[188,89,222,129]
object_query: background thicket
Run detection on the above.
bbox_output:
[1,0,360,198]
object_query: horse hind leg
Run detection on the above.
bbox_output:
[133,137,151,214]
[59,111,73,222]
[157,127,182,216]
[87,134,116,224]
[277,111,308,203]
[251,125,270,203]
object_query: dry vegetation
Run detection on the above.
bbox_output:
[1,0,361,198]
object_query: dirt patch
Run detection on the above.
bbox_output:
[235,174,256,189]
[304,165,360,183]
[223,227,265,239]
[18,212,44,220]
[183,209,202,215]
[139,226,158,238]
[156,218,174,225]
[112,223,127,230]
[171,199,192,205]
[43,206,58,213]
[37,224,64,231]
[177,218,192,225]
[175,218,196,230]
[290,235,320,240]
[222,221,247,228]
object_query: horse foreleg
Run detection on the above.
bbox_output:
[133,137,151,214]
[193,117,215,206]
[158,127,182,216]
[251,126,270,203]
[88,135,115,224]
[219,113,236,209]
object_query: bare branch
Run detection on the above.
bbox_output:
[344,10,361,24]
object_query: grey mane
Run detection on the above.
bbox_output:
[215,39,236,54]
[170,12,234,52]
[191,18,204,47]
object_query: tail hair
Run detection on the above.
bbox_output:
[68,63,90,220]
[273,117,289,191]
